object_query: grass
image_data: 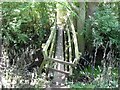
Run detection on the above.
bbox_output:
[68,66,118,89]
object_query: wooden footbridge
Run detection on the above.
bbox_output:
[40,17,81,88]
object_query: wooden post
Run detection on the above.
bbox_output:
[66,27,72,75]
[40,27,56,73]
[64,29,68,72]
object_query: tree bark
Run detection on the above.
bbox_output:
[77,2,85,53]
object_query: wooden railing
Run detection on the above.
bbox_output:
[39,26,56,73]
[40,17,81,75]
[68,17,81,64]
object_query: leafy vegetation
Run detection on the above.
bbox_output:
[70,3,119,88]
[2,2,56,67]
[0,1,119,89]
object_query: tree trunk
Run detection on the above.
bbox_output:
[77,2,85,53]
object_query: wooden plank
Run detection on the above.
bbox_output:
[48,29,56,57]
[48,68,69,75]
[50,26,65,87]
[46,57,75,66]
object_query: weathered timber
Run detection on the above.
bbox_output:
[67,28,72,63]
[48,30,56,58]
[66,28,72,75]
[46,57,75,66]
[50,26,64,87]
[63,30,68,72]
[68,17,80,64]
[48,68,69,75]
[43,27,56,57]
[40,27,56,73]
[46,28,57,69]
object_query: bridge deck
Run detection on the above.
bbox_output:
[50,26,66,87]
